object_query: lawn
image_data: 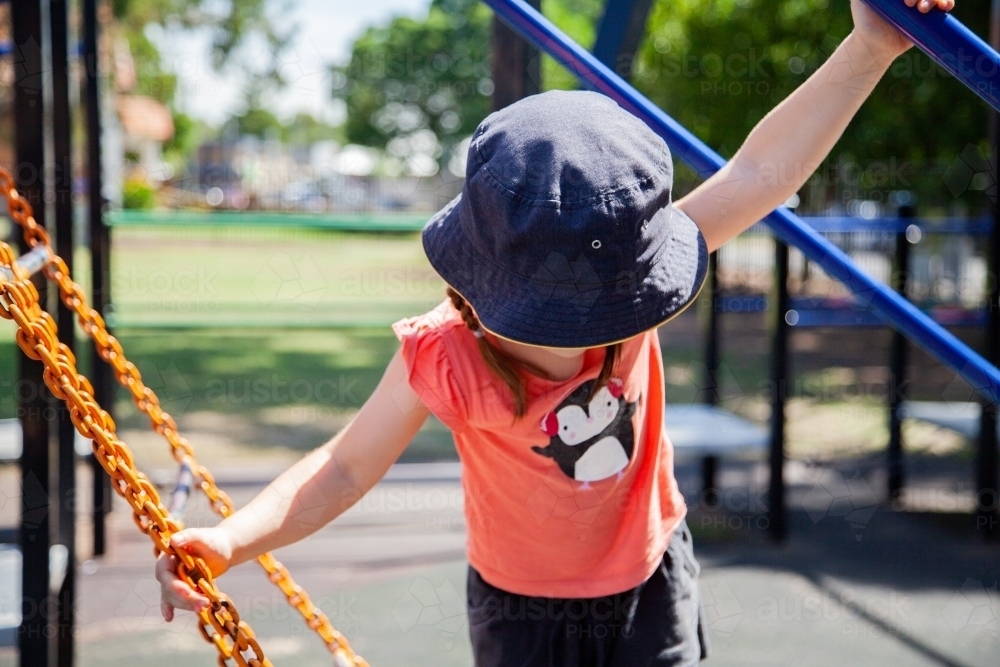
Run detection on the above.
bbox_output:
[103,226,444,328]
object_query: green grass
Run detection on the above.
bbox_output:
[111,327,457,462]
[0,322,456,461]
[105,227,444,328]
[0,330,15,421]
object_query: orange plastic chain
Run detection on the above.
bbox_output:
[0,168,367,667]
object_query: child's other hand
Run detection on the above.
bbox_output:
[851,0,955,64]
[156,527,236,621]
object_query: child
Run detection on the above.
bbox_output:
[157,0,953,664]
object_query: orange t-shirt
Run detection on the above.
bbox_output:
[392,301,686,598]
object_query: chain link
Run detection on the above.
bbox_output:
[0,168,368,667]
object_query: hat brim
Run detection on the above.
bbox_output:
[422,194,709,348]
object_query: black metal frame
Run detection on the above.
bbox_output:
[49,0,76,661]
[769,241,790,541]
[8,1,108,664]
[592,0,654,79]
[700,252,722,504]
[888,205,914,502]
[978,0,1000,540]
[491,0,541,111]
[83,0,112,557]
[12,1,52,662]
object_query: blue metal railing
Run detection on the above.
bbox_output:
[861,0,1000,113]
[485,0,1000,403]
[802,216,992,234]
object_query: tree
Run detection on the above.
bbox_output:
[111,0,297,171]
[282,113,343,145]
[632,0,991,212]
[112,0,293,90]
[235,106,282,138]
[332,0,493,174]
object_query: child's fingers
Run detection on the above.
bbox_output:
[917,0,951,12]
[169,527,232,578]
[155,551,177,584]
[161,600,174,623]
[905,0,953,12]
[163,579,210,612]
[156,551,210,613]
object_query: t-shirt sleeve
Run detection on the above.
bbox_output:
[392,312,469,432]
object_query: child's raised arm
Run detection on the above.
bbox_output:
[156,349,430,620]
[676,0,954,252]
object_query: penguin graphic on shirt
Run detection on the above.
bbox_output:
[532,378,637,482]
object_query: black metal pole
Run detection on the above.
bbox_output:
[977,0,1000,540]
[701,251,721,504]
[888,203,913,502]
[592,0,655,79]
[704,251,721,406]
[82,0,111,556]
[49,0,76,661]
[769,240,790,541]
[12,0,52,663]
[491,0,541,111]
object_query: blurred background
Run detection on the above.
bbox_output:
[0,0,998,665]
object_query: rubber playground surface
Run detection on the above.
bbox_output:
[0,455,995,667]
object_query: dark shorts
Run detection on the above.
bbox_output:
[467,520,710,667]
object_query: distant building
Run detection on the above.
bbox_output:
[117,95,174,184]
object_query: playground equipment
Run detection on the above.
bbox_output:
[2,0,998,665]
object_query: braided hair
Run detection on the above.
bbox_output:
[446,287,620,417]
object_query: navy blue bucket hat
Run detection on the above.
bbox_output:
[423,90,708,348]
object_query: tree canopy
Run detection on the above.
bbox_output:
[111,0,300,166]
[332,0,493,175]
[112,0,293,89]
[632,0,991,212]
[337,0,993,212]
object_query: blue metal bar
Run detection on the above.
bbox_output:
[802,216,992,234]
[862,0,1000,113]
[485,0,1000,403]
[804,216,911,233]
[787,302,988,328]
[718,294,989,328]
